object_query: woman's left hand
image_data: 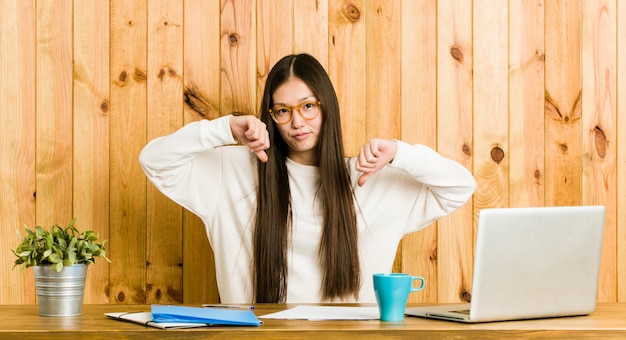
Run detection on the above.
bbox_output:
[356,139,398,186]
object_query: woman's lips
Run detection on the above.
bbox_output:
[292,132,309,140]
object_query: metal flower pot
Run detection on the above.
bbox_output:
[33,264,87,317]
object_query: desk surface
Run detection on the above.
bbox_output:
[1,303,626,339]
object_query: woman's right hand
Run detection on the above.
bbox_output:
[229,115,270,162]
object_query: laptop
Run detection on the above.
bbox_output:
[405,205,606,323]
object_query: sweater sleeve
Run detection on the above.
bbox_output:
[138,115,237,219]
[390,140,475,215]
[359,140,476,235]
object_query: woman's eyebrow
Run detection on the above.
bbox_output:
[273,95,316,106]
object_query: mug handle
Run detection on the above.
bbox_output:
[410,276,426,292]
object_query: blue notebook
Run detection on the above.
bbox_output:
[151,305,261,326]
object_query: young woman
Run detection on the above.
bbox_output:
[139,54,475,303]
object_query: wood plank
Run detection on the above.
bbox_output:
[73,0,111,304]
[35,0,73,226]
[436,0,474,303]
[294,0,328,66]
[617,0,626,303]
[581,0,617,303]
[545,0,582,207]
[364,0,402,278]
[109,0,148,304]
[257,0,293,110]
[472,0,509,302]
[509,0,545,207]
[0,0,36,305]
[400,0,438,304]
[182,0,221,304]
[364,0,401,140]
[220,0,256,115]
[328,0,366,157]
[145,0,184,305]
[473,0,509,210]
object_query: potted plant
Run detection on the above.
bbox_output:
[12,218,110,316]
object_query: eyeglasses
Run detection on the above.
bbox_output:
[269,100,321,124]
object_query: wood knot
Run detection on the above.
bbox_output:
[534,169,541,179]
[462,144,471,157]
[450,46,464,62]
[559,143,568,153]
[133,68,147,83]
[229,33,239,45]
[461,290,472,303]
[536,49,545,61]
[155,288,162,299]
[184,85,214,117]
[116,70,129,86]
[490,146,505,164]
[594,126,607,158]
[100,100,109,113]
[116,291,125,302]
[429,247,437,262]
[168,286,183,302]
[158,67,179,81]
[344,3,361,22]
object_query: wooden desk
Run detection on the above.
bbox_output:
[1,303,625,339]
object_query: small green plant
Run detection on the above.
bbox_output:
[12,219,110,272]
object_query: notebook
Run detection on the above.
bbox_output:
[405,205,606,323]
[106,305,261,329]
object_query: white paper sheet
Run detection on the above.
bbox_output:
[259,306,380,320]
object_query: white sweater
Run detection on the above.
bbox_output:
[139,115,476,303]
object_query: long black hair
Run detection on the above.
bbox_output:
[253,54,360,302]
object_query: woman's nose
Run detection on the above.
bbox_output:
[291,109,305,127]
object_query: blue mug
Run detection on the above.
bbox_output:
[373,273,425,322]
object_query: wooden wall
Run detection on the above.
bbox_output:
[1,0,624,305]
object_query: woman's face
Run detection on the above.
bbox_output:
[272,77,323,165]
